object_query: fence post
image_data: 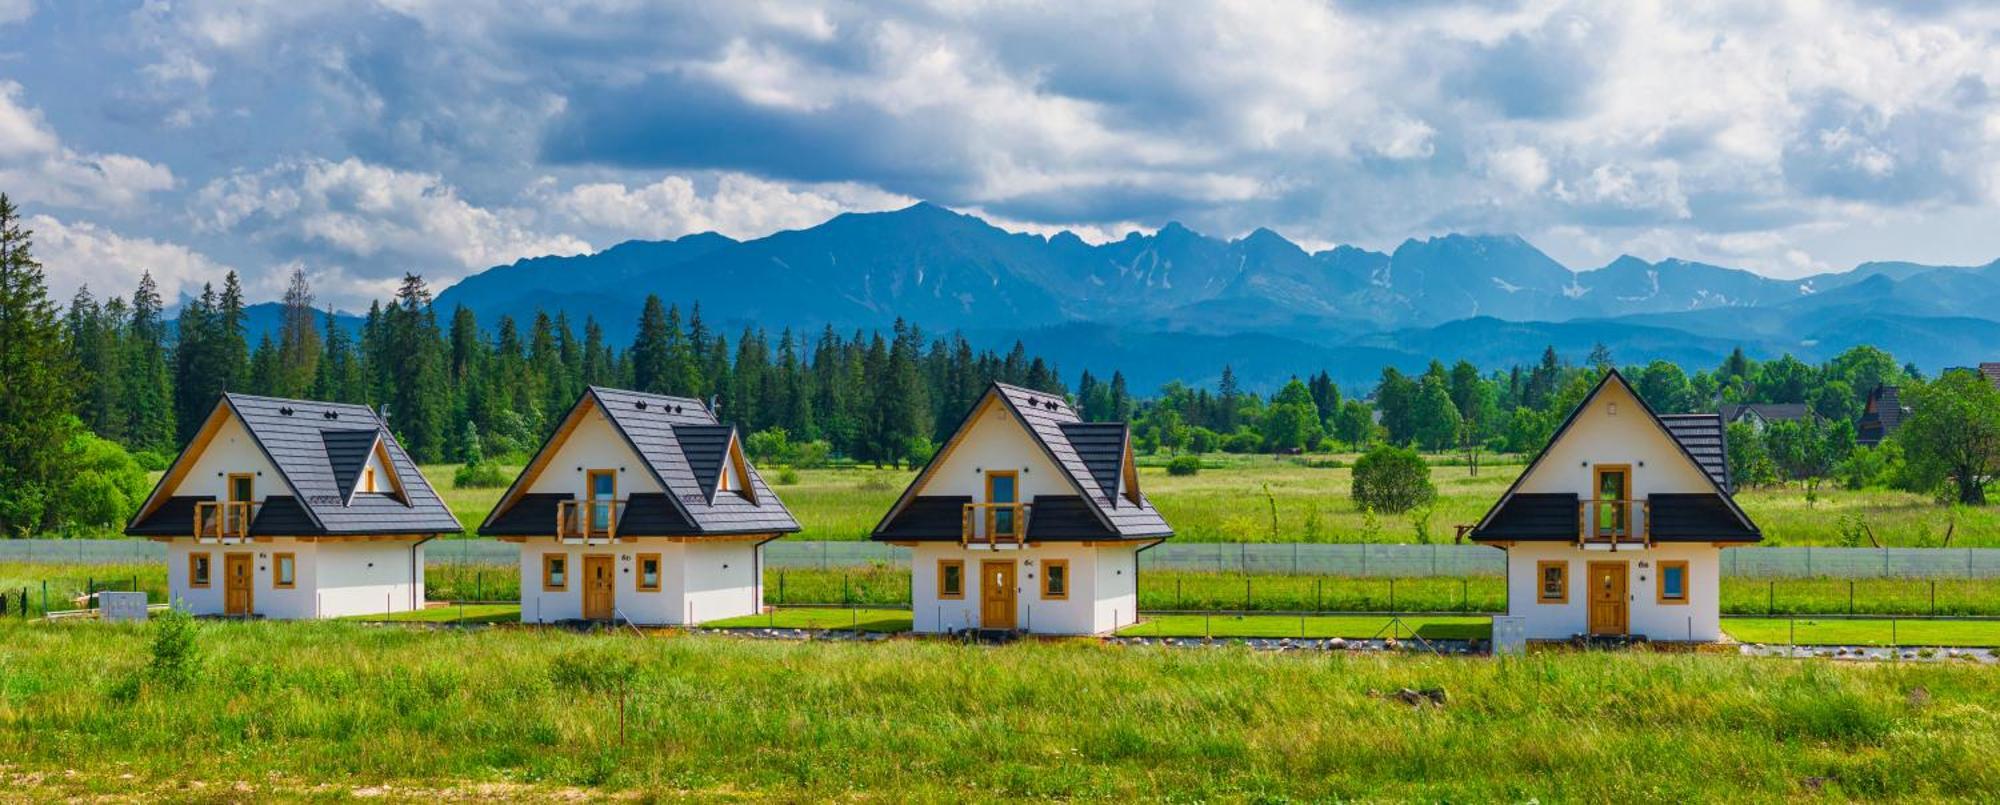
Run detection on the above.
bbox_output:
[1316,578,1323,612]
[1389,578,1396,613]
[780,570,787,605]
[1930,581,1936,616]
[843,572,850,606]
[1244,576,1251,612]
[1768,580,1774,616]
[1848,580,1854,615]
[1176,577,1182,610]
[1461,578,1468,612]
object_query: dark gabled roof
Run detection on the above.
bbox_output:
[1982,363,2000,388]
[1468,493,1577,540]
[478,387,799,537]
[1718,403,1812,425]
[480,493,571,537]
[321,429,379,502]
[1649,493,1760,541]
[617,493,699,536]
[248,495,318,535]
[672,424,736,503]
[126,495,211,536]
[1059,422,1128,501]
[1659,413,1731,491]
[873,496,971,541]
[870,382,1171,542]
[1858,384,1908,446]
[1023,495,1118,540]
[124,394,461,538]
[1470,369,1757,543]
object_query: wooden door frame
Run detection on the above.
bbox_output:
[582,553,616,621]
[980,559,1017,630]
[1586,560,1628,635]
[224,551,254,616]
[1592,464,1631,538]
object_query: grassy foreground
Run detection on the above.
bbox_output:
[2,620,1998,800]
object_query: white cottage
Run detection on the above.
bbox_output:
[872,382,1172,635]
[125,394,462,618]
[1469,370,1761,642]
[478,387,799,625]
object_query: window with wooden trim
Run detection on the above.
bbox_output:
[986,470,1019,537]
[273,553,296,589]
[637,553,662,592]
[1657,560,1689,604]
[1042,559,1069,600]
[189,553,212,588]
[362,467,377,493]
[938,560,965,599]
[543,554,568,591]
[1536,560,1567,604]
[585,469,617,535]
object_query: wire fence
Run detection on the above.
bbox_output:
[12,539,2000,579]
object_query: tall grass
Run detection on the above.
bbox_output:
[0,620,1993,799]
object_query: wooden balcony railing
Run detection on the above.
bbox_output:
[961,502,1031,548]
[193,501,256,543]
[556,499,625,542]
[1576,498,1650,550]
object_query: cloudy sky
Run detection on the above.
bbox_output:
[4,0,1999,311]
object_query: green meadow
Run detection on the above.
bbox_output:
[1,619,1996,800]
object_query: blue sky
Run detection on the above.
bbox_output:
[3,1,1998,311]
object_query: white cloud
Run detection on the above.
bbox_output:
[31,214,233,305]
[0,81,175,209]
[192,157,592,303]
[1487,146,1551,194]
[540,172,911,242]
[0,0,31,26]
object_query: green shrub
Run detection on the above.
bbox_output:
[1352,445,1436,514]
[1166,455,1201,476]
[453,461,511,489]
[776,467,801,485]
[130,450,170,472]
[148,609,202,690]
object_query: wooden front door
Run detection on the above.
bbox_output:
[1587,561,1628,635]
[223,552,254,616]
[980,560,1017,630]
[582,554,616,621]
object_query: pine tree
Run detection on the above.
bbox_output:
[631,295,670,394]
[0,195,81,534]
[248,334,281,395]
[123,273,175,453]
[172,284,217,442]
[66,286,125,439]
[276,267,320,397]
[217,271,250,392]
[382,274,449,462]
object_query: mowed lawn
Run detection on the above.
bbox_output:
[1722,618,2000,648]
[2,620,1997,800]
[415,456,2000,546]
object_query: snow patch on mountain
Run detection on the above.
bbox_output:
[1491,276,1522,293]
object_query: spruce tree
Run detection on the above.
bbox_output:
[123,273,176,453]
[276,267,320,397]
[0,195,81,534]
[172,284,217,442]
[631,295,670,394]
[66,286,125,439]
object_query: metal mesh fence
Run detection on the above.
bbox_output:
[6,539,2000,579]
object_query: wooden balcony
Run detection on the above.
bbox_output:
[193,501,256,543]
[1576,498,1650,550]
[961,502,1031,548]
[556,499,625,543]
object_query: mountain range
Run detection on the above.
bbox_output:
[231,202,2000,392]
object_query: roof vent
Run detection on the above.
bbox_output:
[635,400,648,410]
[323,410,339,420]
[673,404,683,414]
[1046,400,1059,411]
[1026,397,1039,407]
[279,406,294,416]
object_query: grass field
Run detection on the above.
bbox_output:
[1720,618,2000,648]
[1,620,1996,799]
[1118,613,1491,641]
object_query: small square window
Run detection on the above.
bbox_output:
[189,553,212,588]
[1658,561,1689,604]
[938,560,964,599]
[544,555,568,591]
[274,553,296,589]
[637,553,662,592]
[1042,560,1069,600]
[1537,561,1567,604]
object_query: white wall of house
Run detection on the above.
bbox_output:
[517,538,764,625]
[921,401,1072,501]
[1502,541,1724,641]
[908,542,1141,635]
[166,412,290,503]
[1514,380,1714,538]
[522,406,666,500]
[165,538,425,619]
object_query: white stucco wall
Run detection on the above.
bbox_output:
[908,542,1141,635]
[166,412,291,504]
[919,403,1072,536]
[1514,380,1716,538]
[1503,542,1724,641]
[518,538,764,625]
[522,406,665,500]
[165,538,425,619]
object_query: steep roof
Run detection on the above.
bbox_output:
[478,387,799,537]
[1857,384,1908,446]
[125,394,461,537]
[1469,369,1758,542]
[870,382,1171,542]
[1717,403,1812,426]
